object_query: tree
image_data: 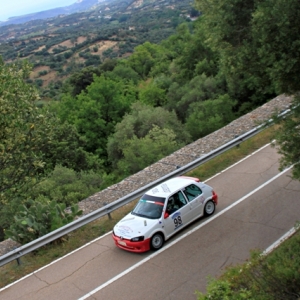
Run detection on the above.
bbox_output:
[107,102,191,169]
[185,94,237,139]
[117,125,184,175]
[0,61,50,237]
[0,59,98,239]
[251,0,300,94]
[172,21,219,82]
[274,96,300,180]
[56,75,137,159]
[167,74,226,122]
[250,0,300,180]
[126,42,161,79]
[0,60,49,196]
[6,199,82,244]
[66,66,102,97]
[107,63,141,84]
[139,80,167,107]
[194,0,276,109]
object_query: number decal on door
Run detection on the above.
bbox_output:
[172,212,183,230]
[174,216,182,228]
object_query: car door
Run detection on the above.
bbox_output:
[182,184,205,220]
[163,191,190,238]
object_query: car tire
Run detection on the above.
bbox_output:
[150,233,164,250]
[204,200,215,216]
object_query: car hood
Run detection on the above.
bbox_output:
[114,213,161,239]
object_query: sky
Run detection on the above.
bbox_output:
[0,0,76,22]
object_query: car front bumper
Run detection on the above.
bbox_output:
[112,233,151,253]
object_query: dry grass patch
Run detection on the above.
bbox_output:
[90,40,118,55]
[77,36,88,43]
[42,71,58,86]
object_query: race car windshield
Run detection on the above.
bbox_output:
[132,198,164,219]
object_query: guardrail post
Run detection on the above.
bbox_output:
[13,247,21,265]
[235,135,241,148]
[103,202,112,220]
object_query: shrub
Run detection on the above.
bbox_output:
[31,165,103,206]
[5,199,82,244]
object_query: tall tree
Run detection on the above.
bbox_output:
[117,125,184,175]
[107,102,191,169]
[194,0,276,109]
[0,59,97,238]
[56,75,137,158]
[251,0,300,94]
[66,66,102,97]
[251,0,300,179]
[126,42,163,79]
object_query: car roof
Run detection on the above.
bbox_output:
[145,176,200,198]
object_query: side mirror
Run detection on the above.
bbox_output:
[164,212,169,219]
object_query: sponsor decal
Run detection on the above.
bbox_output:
[161,183,171,193]
[118,225,133,237]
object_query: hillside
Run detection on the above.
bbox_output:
[0,0,194,92]
[0,0,106,26]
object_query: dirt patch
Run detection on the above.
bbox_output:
[42,71,58,86]
[33,66,50,73]
[77,36,87,43]
[48,39,74,53]
[29,66,56,87]
[73,52,86,63]
[34,45,46,52]
[30,66,51,79]
[90,40,118,55]
[59,39,74,48]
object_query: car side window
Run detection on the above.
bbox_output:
[183,184,202,202]
[166,191,187,214]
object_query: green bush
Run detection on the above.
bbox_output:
[5,199,82,244]
[31,165,103,206]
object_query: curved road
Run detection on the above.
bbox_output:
[1,143,300,300]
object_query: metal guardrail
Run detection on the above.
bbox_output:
[0,109,291,267]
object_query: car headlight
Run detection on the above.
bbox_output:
[130,236,144,242]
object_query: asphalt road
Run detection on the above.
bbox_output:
[1,143,300,300]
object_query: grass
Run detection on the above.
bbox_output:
[0,125,278,289]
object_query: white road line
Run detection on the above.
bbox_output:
[78,165,293,300]
[263,227,297,255]
[205,142,272,182]
[0,232,112,292]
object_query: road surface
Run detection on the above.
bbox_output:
[1,143,299,300]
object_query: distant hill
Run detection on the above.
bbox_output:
[0,0,194,99]
[0,0,107,26]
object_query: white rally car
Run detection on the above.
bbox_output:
[112,176,218,253]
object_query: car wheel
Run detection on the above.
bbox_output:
[204,200,215,216]
[150,233,164,250]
